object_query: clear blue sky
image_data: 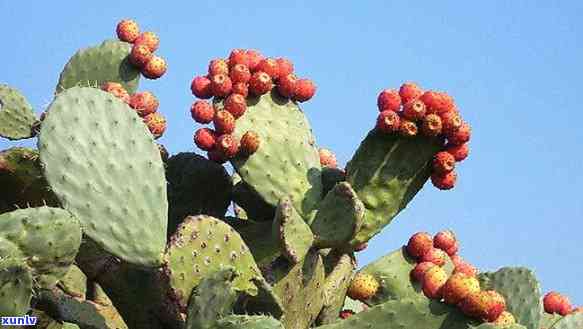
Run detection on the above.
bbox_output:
[1,1,582,306]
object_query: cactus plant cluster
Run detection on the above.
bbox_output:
[0,19,582,329]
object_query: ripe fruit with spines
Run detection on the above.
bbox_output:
[433,230,457,252]
[134,31,159,52]
[232,82,248,97]
[410,262,436,282]
[245,49,263,71]
[440,110,462,134]
[399,82,423,104]
[421,113,443,137]
[224,94,247,119]
[377,89,401,112]
[209,59,230,76]
[129,91,159,117]
[116,19,140,43]
[431,171,457,190]
[432,151,456,174]
[230,64,251,83]
[442,272,480,305]
[483,290,507,322]
[419,247,448,266]
[459,290,491,319]
[318,148,337,168]
[211,74,233,97]
[406,232,433,259]
[129,43,153,68]
[191,76,213,99]
[143,112,166,139]
[347,273,379,301]
[213,110,236,134]
[194,128,218,151]
[447,121,471,145]
[249,72,273,96]
[421,266,448,299]
[100,82,130,103]
[277,74,297,98]
[493,311,516,326]
[402,99,426,121]
[376,111,400,133]
[445,143,469,162]
[239,131,260,156]
[454,261,478,277]
[216,134,240,158]
[256,58,279,79]
[293,79,317,102]
[276,58,294,79]
[190,100,215,124]
[142,56,167,79]
[228,49,249,68]
[543,291,563,313]
[444,240,459,256]
[399,119,418,137]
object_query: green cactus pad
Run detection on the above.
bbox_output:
[317,298,476,329]
[0,207,82,288]
[166,152,232,237]
[270,250,326,329]
[311,182,365,248]
[0,147,59,213]
[0,259,33,317]
[238,277,285,319]
[228,90,323,221]
[346,131,442,245]
[56,39,140,93]
[233,181,276,222]
[185,268,239,329]
[58,265,87,299]
[321,167,346,196]
[540,312,563,329]
[216,315,285,329]
[0,84,37,140]
[342,296,367,313]
[163,215,262,310]
[359,246,454,305]
[227,217,280,267]
[272,197,314,263]
[478,267,542,329]
[317,253,355,325]
[552,313,583,329]
[38,86,167,267]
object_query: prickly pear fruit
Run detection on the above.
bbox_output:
[211,74,232,97]
[191,76,213,99]
[293,79,316,102]
[444,240,459,256]
[376,111,400,133]
[100,82,130,103]
[230,64,251,84]
[228,49,249,68]
[377,89,401,112]
[347,273,379,301]
[256,58,279,79]
[544,292,572,315]
[194,128,217,151]
[422,266,448,299]
[459,291,491,319]
[318,148,337,168]
[276,58,294,79]
[406,232,433,259]
[142,55,167,79]
[190,100,215,124]
[224,93,247,119]
[402,99,427,121]
[440,110,462,134]
[116,19,140,43]
[410,262,436,282]
[434,230,457,252]
[454,260,478,277]
[130,43,153,68]
[399,82,423,105]
[232,82,248,98]
[277,74,297,98]
[209,59,230,76]
[433,151,456,174]
[143,112,166,139]
[421,113,443,137]
[134,31,160,52]
[483,290,507,322]
[447,121,471,145]
[239,131,260,156]
[213,110,235,134]
[246,49,263,71]
[420,247,448,266]
[216,134,240,158]
[493,311,516,327]
[431,171,457,190]
[129,91,159,117]
[445,143,469,162]
[399,119,418,137]
[442,272,480,305]
[249,72,272,96]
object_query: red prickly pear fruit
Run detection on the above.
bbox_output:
[419,247,448,266]
[451,254,463,267]
[209,59,230,77]
[377,89,401,112]
[339,310,355,319]
[276,58,294,79]
[228,49,249,68]
[134,32,159,52]
[245,49,264,72]
[376,111,400,133]
[240,131,260,156]
[399,119,418,137]
[410,262,436,282]
[191,76,213,99]
[483,290,507,322]
[421,91,454,114]
[406,232,433,259]
[433,230,457,252]
[402,99,427,121]
[421,113,443,137]
[445,143,469,162]
[230,64,251,84]
[256,58,279,80]
[249,72,273,96]
[293,79,316,102]
[207,149,227,164]
[558,297,573,316]
[318,148,337,168]
[432,151,456,174]
[129,91,159,117]
[419,91,441,114]
[459,291,488,318]
[399,82,423,105]
[213,110,236,134]
[431,170,457,190]
[232,82,249,98]
[493,311,516,326]
[354,242,368,252]
[194,128,218,151]
[211,74,233,98]
[435,92,455,114]
[347,273,379,301]
[544,292,565,314]
[454,261,478,277]
[447,121,471,146]
[442,272,480,305]
[116,19,140,43]
[142,56,167,79]
[100,82,130,104]
[277,74,297,98]
[143,112,166,139]
[444,240,459,256]
[422,266,448,299]
[129,43,153,68]
[440,110,462,134]
[224,93,247,119]
[190,100,215,124]
[216,134,240,158]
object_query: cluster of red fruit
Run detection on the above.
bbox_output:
[406,231,514,326]
[189,49,317,163]
[318,148,338,168]
[116,19,167,80]
[375,83,471,190]
[543,291,583,316]
[101,82,166,139]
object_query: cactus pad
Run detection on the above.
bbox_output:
[233,181,276,222]
[38,86,167,267]
[478,267,542,329]
[346,131,442,245]
[56,39,140,93]
[227,218,280,267]
[166,153,232,237]
[0,207,82,288]
[163,215,262,310]
[311,182,365,248]
[216,315,285,329]
[0,259,33,316]
[228,90,323,221]
[0,84,37,140]
[552,313,583,329]
[317,253,355,325]
[321,167,346,196]
[540,312,563,329]
[272,197,314,263]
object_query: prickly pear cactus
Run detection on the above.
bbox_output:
[0,84,37,140]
